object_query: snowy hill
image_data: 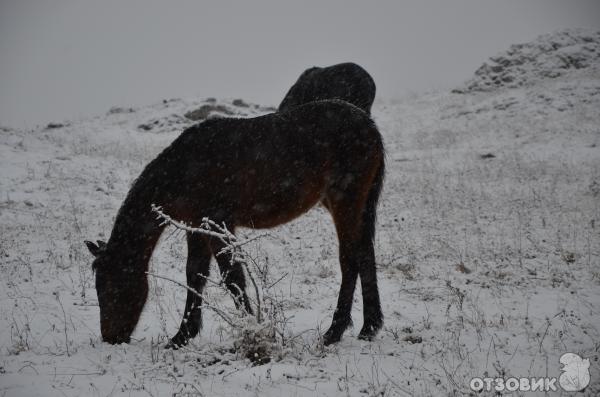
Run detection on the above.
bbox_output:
[455,29,600,93]
[1,31,599,396]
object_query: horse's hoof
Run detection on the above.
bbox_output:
[165,334,187,350]
[165,340,180,350]
[357,323,382,341]
[322,329,343,346]
[103,335,131,345]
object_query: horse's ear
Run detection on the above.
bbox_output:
[85,240,103,257]
[97,240,107,250]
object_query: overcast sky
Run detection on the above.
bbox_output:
[1,1,599,128]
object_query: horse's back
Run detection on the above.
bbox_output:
[235,100,382,227]
[151,100,382,227]
[180,99,379,159]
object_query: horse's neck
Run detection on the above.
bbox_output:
[108,205,164,272]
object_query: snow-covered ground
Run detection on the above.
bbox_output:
[1,31,599,396]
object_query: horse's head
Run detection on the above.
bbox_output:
[85,240,148,344]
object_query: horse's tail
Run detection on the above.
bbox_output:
[363,134,385,243]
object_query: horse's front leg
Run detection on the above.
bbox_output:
[167,233,211,349]
[208,233,253,316]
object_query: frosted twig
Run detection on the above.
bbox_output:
[146,272,236,327]
[151,204,270,255]
[150,204,265,322]
[55,292,70,357]
[151,204,227,242]
[149,204,294,364]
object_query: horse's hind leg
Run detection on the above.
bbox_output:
[208,235,253,315]
[355,156,385,341]
[167,232,211,349]
[323,159,384,345]
[355,240,383,341]
[323,201,383,344]
[322,225,360,345]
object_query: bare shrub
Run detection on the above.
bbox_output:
[148,205,294,364]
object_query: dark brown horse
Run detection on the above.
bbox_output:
[85,99,385,348]
[279,63,376,114]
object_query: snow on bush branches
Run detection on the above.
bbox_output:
[149,204,294,364]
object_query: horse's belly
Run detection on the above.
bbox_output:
[237,181,325,229]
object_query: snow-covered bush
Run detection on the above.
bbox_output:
[149,205,292,365]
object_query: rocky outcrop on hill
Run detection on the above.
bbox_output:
[454,29,600,93]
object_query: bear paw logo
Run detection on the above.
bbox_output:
[559,353,590,392]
